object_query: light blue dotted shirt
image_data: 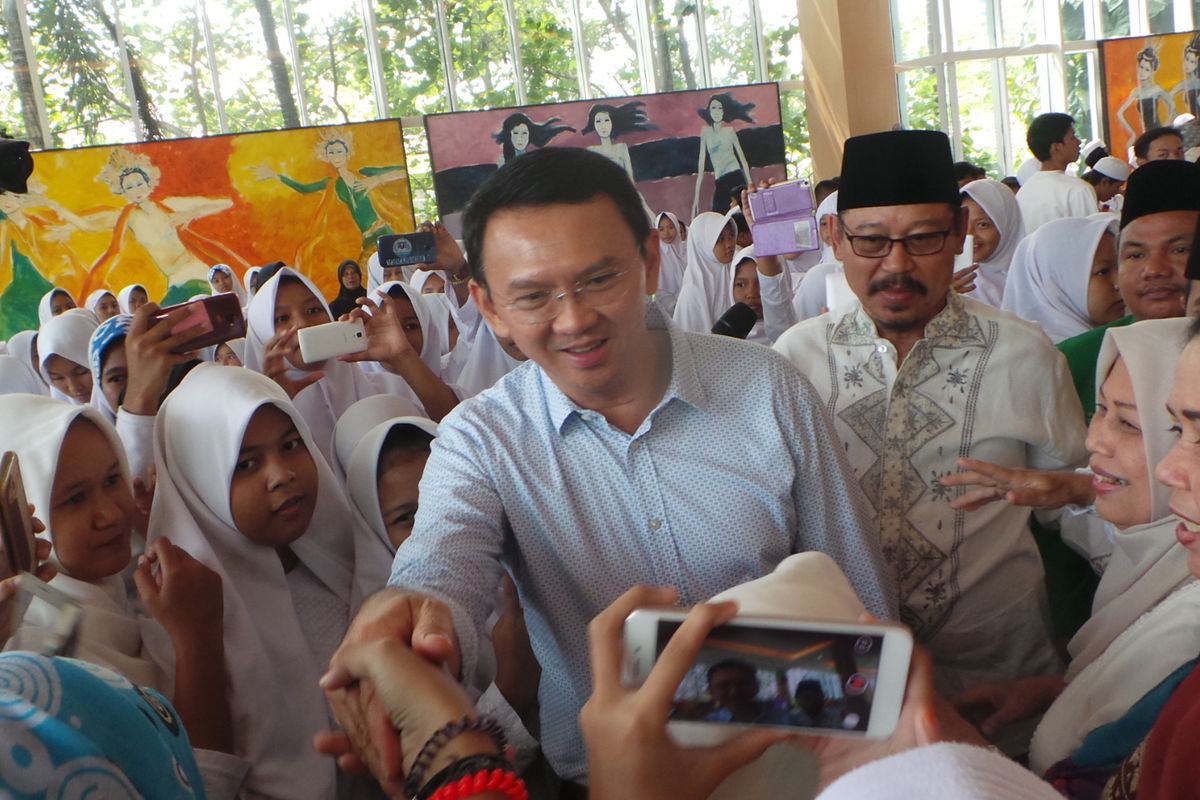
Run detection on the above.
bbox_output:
[390,303,896,781]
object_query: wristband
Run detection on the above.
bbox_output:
[416,754,514,799]
[426,767,527,800]
[405,715,508,798]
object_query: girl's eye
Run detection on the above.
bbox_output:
[64,491,85,506]
[103,472,121,487]
[235,458,257,473]
[282,436,304,453]
[274,314,290,326]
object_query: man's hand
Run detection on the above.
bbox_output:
[941,458,1094,511]
[952,675,1066,738]
[582,586,793,800]
[123,303,201,415]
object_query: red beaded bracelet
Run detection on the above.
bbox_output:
[426,767,528,800]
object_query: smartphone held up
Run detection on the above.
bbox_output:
[153,293,246,354]
[624,610,913,740]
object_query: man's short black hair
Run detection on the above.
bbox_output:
[953,161,986,182]
[1134,126,1183,159]
[1001,176,1020,191]
[461,147,652,287]
[705,659,758,684]
[1027,112,1076,162]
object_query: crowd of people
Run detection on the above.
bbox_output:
[2,112,1200,800]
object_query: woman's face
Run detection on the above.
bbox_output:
[215,343,242,367]
[594,111,613,139]
[391,294,425,355]
[376,447,428,551]
[1187,50,1200,76]
[101,342,127,413]
[709,99,725,123]
[1138,57,1154,82]
[211,270,234,294]
[1086,232,1125,325]
[44,354,92,404]
[511,123,531,152]
[421,273,446,295]
[119,172,152,203]
[963,197,1000,263]
[273,279,332,368]
[1087,357,1152,529]
[94,293,119,321]
[341,266,361,291]
[712,223,736,264]
[732,259,762,319]
[1158,340,1200,578]
[324,141,349,167]
[658,216,678,244]
[128,288,148,313]
[49,419,134,582]
[50,292,76,317]
[229,405,318,548]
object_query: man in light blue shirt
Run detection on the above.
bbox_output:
[336,148,894,787]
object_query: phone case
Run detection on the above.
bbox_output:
[156,294,246,354]
[298,320,369,364]
[0,452,36,579]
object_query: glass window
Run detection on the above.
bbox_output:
[291,0,376,125]
[1005,55,1046,170]
[444,0,518,110]
[1149,1,1174,34]
[579,0,642,97]
[892,0,934,62]
[514,0,580,103]
[760,0,808,175]
[402,124,437,222]
[703,0,758,86]
[372,0,448,117]
[26,0,136,146]
[998,0,1039,47]
[955,59,1002,176]
[206,0,299,132]
[118,0,221,138]
[1102,0,1131,37]
[647,0,703,92]
[0,0,40,146]
[951,0,994,52]
[1065,51,1096,144]
[899,66,944,131]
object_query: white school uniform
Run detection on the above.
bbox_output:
[654,211,688,315]
[672,212,736,333]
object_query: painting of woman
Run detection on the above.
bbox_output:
[493,113,575,166]
[1117,44,1173,142]
[691,93,756,217]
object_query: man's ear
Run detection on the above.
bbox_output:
[642,229,662,296]
[828,215,849,262]
[470,279,513,342]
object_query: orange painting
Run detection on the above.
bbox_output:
[1101,30,1200,157]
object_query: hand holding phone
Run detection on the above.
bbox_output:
[298,319,368,364]
[153,294,246,354]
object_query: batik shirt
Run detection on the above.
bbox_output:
[775,292,1088,693]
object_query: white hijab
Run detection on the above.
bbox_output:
[1031,317,1197,773]
[655,211,688,314]
[961,179,1026,307]
[87,314,132,422]
[410,270,460,347]
[2,331,47,395]
[331,393,423,480]
[0,395,173,693]
[729,245,765,343]
[243,267,261,305]
[365,252,384,293]
[673,211,736,333]
[245,268,388,466]
[345,416,439,595]
[116,284,146,315]
[451,320,525,399]
[373,279,448,373]
[207,263,247,304]
[37,309,99,405]
[1001,215,1117,343]
[84,289,116,316]
[38,288,73,325]
[814,191,840,265]
[0,355,47,396]
[200,336,246,365]
[149,364,354,798]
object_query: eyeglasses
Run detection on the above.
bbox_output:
[840,228,953,259]
[501,269,632,324]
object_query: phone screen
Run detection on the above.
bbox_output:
[657,620,883,732]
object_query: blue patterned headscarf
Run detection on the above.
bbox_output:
[88,314,132,383]
[0,652,206,798]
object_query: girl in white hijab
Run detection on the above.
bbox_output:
[243,267,262,305]
[365,251,384,293]
[960,179,1026,307]
[84,289,120,321]
[0,355,47,395]
[3,330,47,395]
[410,268,462,353]
[792,191,846,320]
[1001,216,1125,344]
[150,364,360,799]
[207,263,248,304]
[0,394,234,756]
[331,393,423,481]
[673,211,737,333]
[38,308,99,406]
[372,280,449,374]
[730,245,796,344]
[116,283,149,315]
[654,211,687,315]
[38,287,76,324]
[448,321,526,399]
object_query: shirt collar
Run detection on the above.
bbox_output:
[836,292,981,348]
[542,300,708,434]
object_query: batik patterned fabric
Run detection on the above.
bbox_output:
[775,293,1088,694]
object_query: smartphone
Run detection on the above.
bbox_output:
[0,452,36,580]
[623,610,913,739]
[5,574,82,656]
[954,234,975,271]
[155,294,246,354]
[298,319,368,364]
[378,232,438,269]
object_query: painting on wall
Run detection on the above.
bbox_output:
[424,82,787,236]
[0,120,413,336]
[1099,30,1200,158]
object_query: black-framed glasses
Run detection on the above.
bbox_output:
[841,229,953,258]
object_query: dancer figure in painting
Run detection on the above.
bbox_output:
[493,113,575,166]
[251,127,409,269]
[54,149,247,305]
[1172,34,1200,119]
[692,93,755,218]
[582,101,657,218]
[1117,43,1173,143]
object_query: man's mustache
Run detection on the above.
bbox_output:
[869,275,928,296]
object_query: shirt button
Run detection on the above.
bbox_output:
[876,344,888,353]
[648,518,662,531]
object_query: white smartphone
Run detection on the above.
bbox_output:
[298,319,368,364]
[954,234,975,271]
[623,609,913,740]
[5,574,82,656]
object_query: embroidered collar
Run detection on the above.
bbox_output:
[832,293,985,350]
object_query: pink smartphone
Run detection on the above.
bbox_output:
[155,294,246,354]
